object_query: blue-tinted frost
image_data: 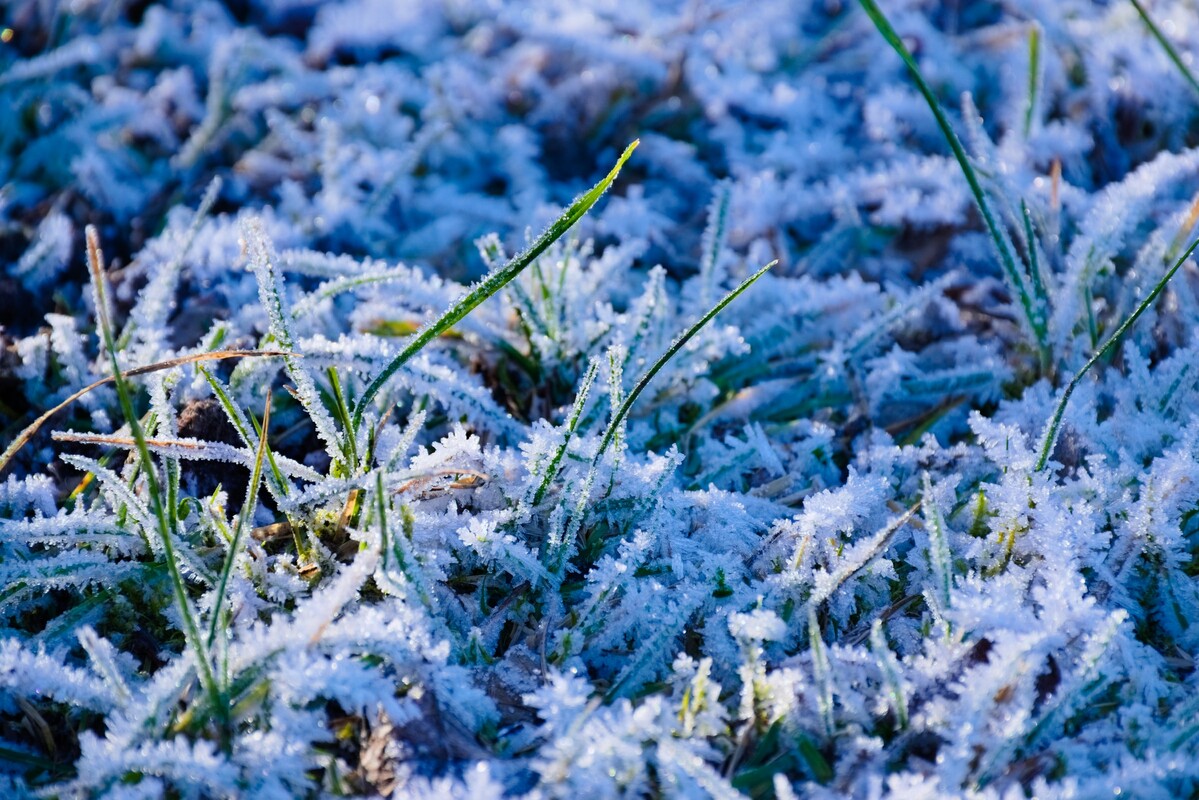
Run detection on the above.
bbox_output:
[2,1,1199,797]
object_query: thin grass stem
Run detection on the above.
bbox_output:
[1130,0,1199,98]
[858,0,1048,365]
[85,226,228,748]
[1035,235,1199,471]
[595,261,775,461]
[1023,24,1041,138]
[0,349,288,476]
[207,393,271,649]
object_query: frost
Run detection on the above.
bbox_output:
[2,1,1199,797]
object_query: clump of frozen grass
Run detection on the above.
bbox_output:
[4,1,1199,797]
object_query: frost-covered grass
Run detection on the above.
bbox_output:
[3,0,1199,797]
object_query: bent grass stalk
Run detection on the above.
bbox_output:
[84,226,228,747]
[0,349,289,476]
[1035,235,1199,471]
[352,140,639,431]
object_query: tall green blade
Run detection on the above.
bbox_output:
[858,0,1047,364]
[595,261,776,462]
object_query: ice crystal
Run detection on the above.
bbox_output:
[3,1,1199,797]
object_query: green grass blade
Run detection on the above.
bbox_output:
[921,472,952,614]
[85,226,228,747]
[1035,234,1199,471]
[1130,0,1199,98]
[593,261,776,463]
[326,366,358,469]
[1023,24,1041,138]
[196,365,291,501]
[700,182,731,308]
[532,357,599,507]
[857,0,1047,364]
[244,218,345,461]
[550,261,775,573]
[376,472,433,609]
[870,621,908,729]
[289,269,423,321]
[809,607,835,737]
[1021,200,1052,372]
[352,140,639,428]
[207,394,271,649]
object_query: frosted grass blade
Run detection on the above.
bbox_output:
[858,0,1048,365]
[595,261,776,462]
[1036,235,1199,470]
[84,226,227,747]
[1130,0,1199,98]
[0,349,288,478]
[550,261,775,573]
[1023,24,1041,137]
[352,140,639,428]
[207,393,271,649]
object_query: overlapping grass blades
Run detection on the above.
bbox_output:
[858,0,1050,366]
[549,260,776,571]
[207,393,271,649]
[594,260,777,462]
[0,349,288,477]
[531,356,600,507]
[351,140,640,430]
[85,226,228,746]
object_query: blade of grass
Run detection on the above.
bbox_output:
[207,393,271,649]
[326,366,358,470]
[857,0,1048,365]
[376,472,433,609]
[0,349,289,477]
[809,607,835,738]
[531,357,599,507]
[196,365,292,500]
[595,261,776,462]
[550,262,775,573]
[352,140,639,429]
[1021,200,1052,373]
[870,621,908,729]
[1130,0,1199,98]
[1023,24,1041,138]
[84,226,228,748]
[244,217,345,462]
[1035,234,1199,471]
[700,181,732,309]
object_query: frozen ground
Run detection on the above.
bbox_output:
[2,0,1199,797]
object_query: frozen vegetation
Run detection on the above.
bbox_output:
[2,0,1199,796]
